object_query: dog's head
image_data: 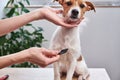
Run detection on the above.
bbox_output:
[54,0,95,22]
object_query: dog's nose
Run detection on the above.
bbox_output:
[72,9,79,16]
[71,9,79,19]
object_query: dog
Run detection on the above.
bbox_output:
[50,0,95,80]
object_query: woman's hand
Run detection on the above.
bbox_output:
[27,47,60,67]
[31,7,82,28]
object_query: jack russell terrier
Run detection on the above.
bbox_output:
[50,0,95,80]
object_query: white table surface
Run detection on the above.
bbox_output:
[0,68,110,80]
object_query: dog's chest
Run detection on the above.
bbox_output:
[51,26,82,57]
[53,27,81,47]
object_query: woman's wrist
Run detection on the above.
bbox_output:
[29,8,45,20]
[0,50,30,68]
[10,49,30,64]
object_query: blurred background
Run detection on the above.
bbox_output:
[0,0,120,80]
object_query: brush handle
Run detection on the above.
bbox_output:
[58,48,68,55]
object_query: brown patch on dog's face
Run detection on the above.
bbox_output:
[57,0,84,18]
[62,0,76,17]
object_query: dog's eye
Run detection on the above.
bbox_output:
[66,1,72,6]
[80,4,85,8]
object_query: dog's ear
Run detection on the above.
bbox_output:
[85,1,96,12]
[54,0,64,5]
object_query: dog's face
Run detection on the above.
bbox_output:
[54,0,95,22]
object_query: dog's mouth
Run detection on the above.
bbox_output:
[70,15,78,19]
[64,16,80,24]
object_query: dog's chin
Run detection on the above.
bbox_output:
[64,17,80,24]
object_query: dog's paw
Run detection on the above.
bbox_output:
[66,78,72,80]
[78,76,83,80]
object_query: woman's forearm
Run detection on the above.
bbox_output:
[0,10,42,36]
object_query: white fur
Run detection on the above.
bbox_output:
[50,19,90,80]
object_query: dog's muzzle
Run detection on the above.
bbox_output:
[70,9,79,19]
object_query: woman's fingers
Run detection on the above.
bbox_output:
[41,48,59,56]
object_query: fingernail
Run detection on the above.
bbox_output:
[0,75,9,80]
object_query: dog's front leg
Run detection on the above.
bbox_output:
[54,62,60,80]
[66,59,77,80]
